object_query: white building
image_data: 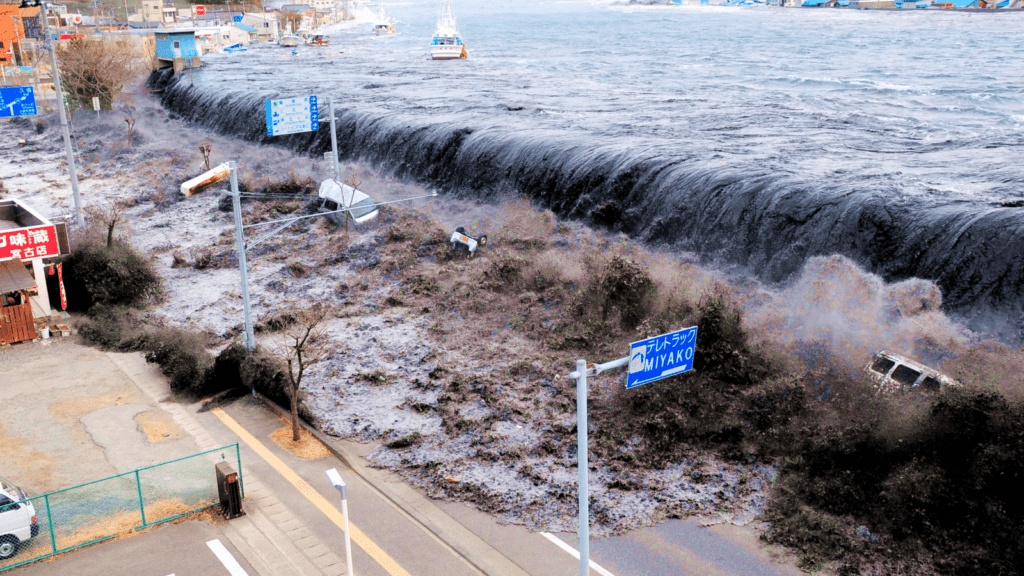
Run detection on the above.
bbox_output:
[240,13,280,41]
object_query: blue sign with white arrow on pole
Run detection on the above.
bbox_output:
[0,86,38,118]
[264,95,319,137]
[627,326,698,389]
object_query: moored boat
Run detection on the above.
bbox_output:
[430,0,466,60]
[281,35,301,47]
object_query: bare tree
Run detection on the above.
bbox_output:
[277,9,301,33]
[55,36,147,111]
[84,197,134,248]
[275,303,333,441]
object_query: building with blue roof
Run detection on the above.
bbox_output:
[153,30,201,74]
[232,22,258,43]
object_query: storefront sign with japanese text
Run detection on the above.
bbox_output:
[0,225,59,261]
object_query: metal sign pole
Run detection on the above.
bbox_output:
[575,358,590,576]
[229,162,255,355]
[328,95,340,183]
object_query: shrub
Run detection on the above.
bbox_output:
[144,328,214,395]
[60,236,163,310]
[239,347,289,406]
[76,304,155,350]
[208,342,248,392]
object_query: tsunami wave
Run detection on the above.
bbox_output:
[149,68,1024,341]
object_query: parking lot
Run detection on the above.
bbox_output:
[0,338,223,571]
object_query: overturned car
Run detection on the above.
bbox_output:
[865,350,960,395]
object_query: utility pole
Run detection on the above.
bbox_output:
[230,161,255,353]
[30,0,85,227]
[10,16,23,66]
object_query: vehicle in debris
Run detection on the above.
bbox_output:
[865,350,960,395]
[0,476,38,560]
[318,179,379,225]
[449,226,487,256]
[310,34,330,46]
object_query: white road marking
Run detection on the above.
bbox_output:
[206,539,249,576]
[540,532,617,576]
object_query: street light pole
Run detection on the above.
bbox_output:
[325,468,355,576]
[30,0,84,227]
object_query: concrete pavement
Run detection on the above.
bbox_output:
[12,519,258,576]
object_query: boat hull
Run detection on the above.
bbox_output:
[431,44,466,60]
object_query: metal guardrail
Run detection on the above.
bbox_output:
[0,443,243,572]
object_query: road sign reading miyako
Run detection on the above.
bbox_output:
[265,95,319,137]
[627,326,698,389]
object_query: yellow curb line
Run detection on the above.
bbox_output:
[211,407,411,576]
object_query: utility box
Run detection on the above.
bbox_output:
[215,461,245,519]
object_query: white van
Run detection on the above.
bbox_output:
[0,477,38,560]
[865,351,960,396]
[318,179,380,225]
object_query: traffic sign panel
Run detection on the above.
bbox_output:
[627,326,697,389]
[265,95,319,137]
[0,86,37,118]
[196,4,206,15]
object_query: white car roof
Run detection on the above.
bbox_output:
[318,179,370,207]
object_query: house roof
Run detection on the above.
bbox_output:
[233,23,257,32]
[281,4,315,12]
[0,259,35,295]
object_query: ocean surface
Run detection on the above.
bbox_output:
[151,1,1024,337]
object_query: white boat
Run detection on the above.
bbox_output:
[430,0,466,60]
[281,35,301,47]
[373,4,395,34]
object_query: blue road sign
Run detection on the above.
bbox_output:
[234,15,243,22]
[627,326,698,389]
[0,86,37,118]
[264,95,319,137]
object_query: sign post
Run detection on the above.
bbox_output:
[567,326,697,576]
[92,96,100,116]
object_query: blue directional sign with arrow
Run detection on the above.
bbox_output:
[0,86,38,118]
[627,326,698,389]
[265,95,318,137]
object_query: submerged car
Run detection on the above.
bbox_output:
[318,179,379,225]
[865,350,960,395]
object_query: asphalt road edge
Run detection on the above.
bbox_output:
[252,394,533,576]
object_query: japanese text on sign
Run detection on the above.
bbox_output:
[0,226,59,261]
[627,326,698,389]
[264,95,319,137]
[0,86,38,118]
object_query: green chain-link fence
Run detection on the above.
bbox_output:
[0,444,242,572]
